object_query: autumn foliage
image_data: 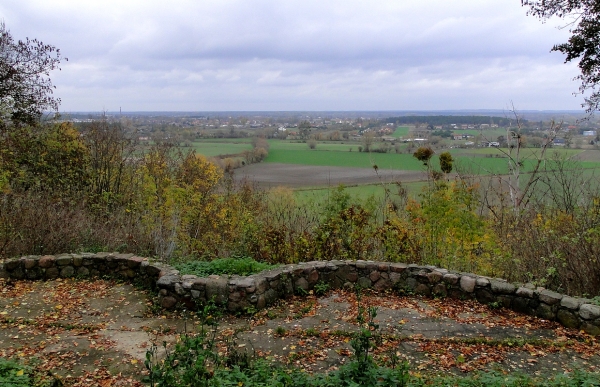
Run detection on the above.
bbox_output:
[2,120,600,297]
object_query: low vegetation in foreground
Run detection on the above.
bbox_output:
[144,289,600,387]
[173,256,277,277]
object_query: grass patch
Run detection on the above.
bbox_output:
[190,141,253,157]
[265,148,423,170]
[0,358,30,387]
[391,126,410,138]
[174,256,277,277]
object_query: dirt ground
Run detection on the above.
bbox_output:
[1,278,599,386]
[236,163,426,188]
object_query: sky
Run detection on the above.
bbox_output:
[0,0,584,112]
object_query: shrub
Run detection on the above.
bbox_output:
[174,256,277,277]
[0,358,30,387]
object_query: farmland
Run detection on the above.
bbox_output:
[195,138,600,182]
[391,126,410,138]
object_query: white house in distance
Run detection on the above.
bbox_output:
[583,130,597,136]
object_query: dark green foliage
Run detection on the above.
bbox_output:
[314,281,330,295]
[174,256,277,277]
[523,0,600,114]
[0,123,89,196]
[410,369,600,387]
[413,146,434,165]
[431,129,453,138]
[144,332,220,387]
[439,151,454,174]
[0,358,30,387]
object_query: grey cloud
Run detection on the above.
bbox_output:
[1,0,583,111]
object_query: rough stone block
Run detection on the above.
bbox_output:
[357,277,372,289]
[538,289,563,305]
[389,272,402,284]
[60,266,75,278]
[557,309,581,329]
[229,291,243,303]
[157,275,181,290]
[476,277,489,287]
[442,273,459,285]
[23,259,37,270]
[256,277,269,293]
[203,277,228,305]
[427,271,443,284]
[307,270,319,285]
[579,304,600,320]
[161,296,177,309]
[460,276,476,293]
[256,295,266,309]
[174,283,186,296]
[512,297,530,314]
[581,322,600,336]
[497,295,513,308]
[432,283,447,298]
[475,289,496,304]
[56,255,73,266]
[45,267,59,279]
[39,256,55,268]
[377,263,389,271]
[404,277,417,291]
[490,279,516,294]
[535,303,555,320]
[145,264,162,277]
[264,289,277,305]
[4,260,21,271]
[127,257,144,269]
[515,287,534,299]
[77,267,90,277]
[346,271,358,282]
[389,263,407,273]
[369,271,381,282]
[115,253,134,260]
[25,267,42,280]
[72,256,83,267]
[560,296,581,310]
[192,278,207,290]
[295,277,309,292]
[373,278,390,291]
[415,283,431,296]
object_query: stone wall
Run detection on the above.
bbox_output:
[1,253,599,335]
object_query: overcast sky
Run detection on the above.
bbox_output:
[0,0,583,112]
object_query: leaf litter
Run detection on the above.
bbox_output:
[1,278,599,384]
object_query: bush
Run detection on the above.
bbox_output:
[174,256,277,277]
[0,358,30,387]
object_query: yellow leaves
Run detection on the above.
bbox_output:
[16,369,24,376]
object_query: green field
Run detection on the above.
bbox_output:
[190,138,600,192]
[191,141,253,157]
[391,126,410,138]
[267,140,361,152]
[265,147,424,170]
